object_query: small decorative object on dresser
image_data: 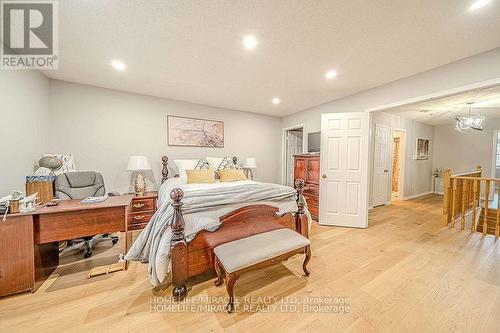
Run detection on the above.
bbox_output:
[127,156,152,196]
[294,154,320,220]
[129,191,158,230]
[242,157,257,180]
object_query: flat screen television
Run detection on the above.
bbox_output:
[308,132,321,153]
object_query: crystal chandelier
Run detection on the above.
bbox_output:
[455,103,484,133]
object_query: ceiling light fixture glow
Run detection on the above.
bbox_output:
[272,97,281,105]
[112,60,126,71]
[243,35,258,50]
[469,0,491,11]
[325,69,337,80]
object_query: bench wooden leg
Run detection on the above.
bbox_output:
[214,256,224,287]
[303,245,311,276]
[225,272,238,313]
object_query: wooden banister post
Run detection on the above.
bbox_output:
[442,169,451,226]
[170,188,188,301]
[472,180,479,233]
[461,179,467,230]
[295,178,307,237]
[477,165,482,177]
[483,180,490,235]
[496,180,500,239]
[451,177,458,228]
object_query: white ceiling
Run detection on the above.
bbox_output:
[383,85,500,126]
[42,0,500,116]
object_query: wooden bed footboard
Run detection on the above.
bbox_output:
[168,178,308,301]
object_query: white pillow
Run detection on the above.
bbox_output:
[173,159,200,178]
[206,157,224,170]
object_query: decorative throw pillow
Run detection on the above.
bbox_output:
[206,157,237,177]
[173,159,200,178]
[174,159,210,178]
[219,169,247,182]
[194,159,210,170]
[186,169,216,184]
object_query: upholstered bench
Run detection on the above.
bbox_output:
[213,228,311,313]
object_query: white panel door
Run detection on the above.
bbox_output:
[319,112,370,228]
[372,124,390,207]
[286,132,303,186]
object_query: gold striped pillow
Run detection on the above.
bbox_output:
[219,169,247,182]
[186,169,216,184]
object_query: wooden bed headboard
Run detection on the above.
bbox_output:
[161,156,239,184]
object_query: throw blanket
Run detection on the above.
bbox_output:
[125,179,308,286]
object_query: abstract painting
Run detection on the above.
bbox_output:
[167,116,224,148]
[415,138,429,160]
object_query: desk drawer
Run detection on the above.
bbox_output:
[130,211,154,226]
[132,198,155,212]
[36,207,125,244]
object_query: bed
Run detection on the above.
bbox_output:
[125,156,309,300]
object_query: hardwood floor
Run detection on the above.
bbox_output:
[1,195,500,332]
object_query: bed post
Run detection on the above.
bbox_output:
[161,156,169,184]
[170,188,188,301]
[295,178,307,237]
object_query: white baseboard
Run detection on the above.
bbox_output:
[403,190,433,200]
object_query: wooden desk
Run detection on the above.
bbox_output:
[0,195,133,297]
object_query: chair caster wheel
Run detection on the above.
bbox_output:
[84,251,93,258]
[112,238,119,244]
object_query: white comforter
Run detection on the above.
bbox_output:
[125,178,309,286]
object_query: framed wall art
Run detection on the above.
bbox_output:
[167,116,224,148]
[415,138,430,160]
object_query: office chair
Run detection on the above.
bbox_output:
[55,171,119,258]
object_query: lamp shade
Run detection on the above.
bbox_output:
[127,156,151,171]
[243,157,257,169]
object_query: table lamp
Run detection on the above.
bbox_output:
[243,157,257,180]
[127,156,151,196]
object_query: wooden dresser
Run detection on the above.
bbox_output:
[294,154,320,220]
[129,191,158,230]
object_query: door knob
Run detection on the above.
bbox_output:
[322,174,327,179]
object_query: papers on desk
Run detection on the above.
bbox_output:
[81,195,109,204]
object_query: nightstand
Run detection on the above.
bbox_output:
[128,191,158,230]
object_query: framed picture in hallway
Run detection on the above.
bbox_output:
[167,116,224,148]
[415,138,429,160]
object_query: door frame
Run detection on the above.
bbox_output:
[281,124,306,185]
[391,128,406,202]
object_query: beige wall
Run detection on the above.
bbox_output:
[47,80,282,194]
[433,117,500,179]
[0,70,50,194]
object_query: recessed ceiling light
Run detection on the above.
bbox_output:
[469,0,491,11]
[325,69,337,80]
[111,60,126,71]
[272,97,281,105]
[243,35,258,50]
